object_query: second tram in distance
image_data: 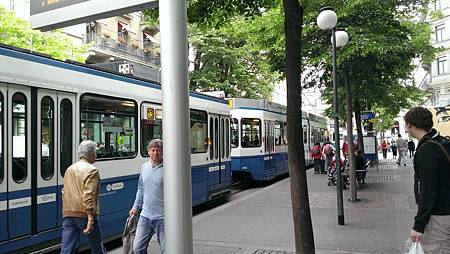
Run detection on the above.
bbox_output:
[229,98,329,181]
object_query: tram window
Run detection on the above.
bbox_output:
[231,118,239,148]
[241,118,261,148]
[283,122,287,145]
[12,93,27,183]
[81,94,137,159]
[303,125,307,144]
[209,117,214,160]
[264,122,268,152]
[215,118,219,159]
[275,121,282,146]
[270,122,275,151]
[41,96,54,180]
[190,109,207,154]
[0,92,3,184]
[60,99,73,177]
[140,103,162,156]
[226,119,230,157]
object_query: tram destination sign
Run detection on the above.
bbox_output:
[31,0,158,31]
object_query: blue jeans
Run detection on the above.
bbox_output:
[133,216,165,254]
[61,217,106,254]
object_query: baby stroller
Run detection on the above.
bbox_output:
[327,158,348,188]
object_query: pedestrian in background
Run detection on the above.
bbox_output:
[381,140,389,159]
[323,141,335,174]
[391,141,398,160]
[408,138,416,158]
[129,139,165,254]
[396,134,408,166]
[60,140,106,254]
[311,142,322,174]
[342,139,349,159]
[405,107,450,253]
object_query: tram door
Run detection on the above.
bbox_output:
[208,114,229,189]
[3,84,75,240]
[36,90,76,232]
[3,84,32,239]
[264,121,275,174]
[0,84,7,241]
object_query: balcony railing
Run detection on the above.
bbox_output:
[84,33,160,67]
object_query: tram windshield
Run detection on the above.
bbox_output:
[241,118,261,148]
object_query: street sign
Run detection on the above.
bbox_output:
[31,0,158,31]
[361,111,375,120]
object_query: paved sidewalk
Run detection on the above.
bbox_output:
[126,156,417,254]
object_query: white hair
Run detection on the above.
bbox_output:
[78,140,97,159]
[147,139,163,150]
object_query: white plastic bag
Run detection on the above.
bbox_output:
[406,242,425,254]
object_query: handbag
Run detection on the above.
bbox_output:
[406,242,425,254]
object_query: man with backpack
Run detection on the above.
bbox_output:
[405,107,450,253]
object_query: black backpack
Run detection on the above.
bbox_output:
[428,136,450,164]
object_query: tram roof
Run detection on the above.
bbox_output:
[0,43,228,105]
[228,98,286,114]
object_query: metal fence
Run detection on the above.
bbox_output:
[84,33,160,67]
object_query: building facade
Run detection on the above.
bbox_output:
[420,0,450,106]
[0,0,161,72]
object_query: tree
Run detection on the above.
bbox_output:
[144,1,280,98]
[144,0,277,28]
[0,6,88,62]
[283,0,315,253]
[188,26,278,98]
[306,0,435,111]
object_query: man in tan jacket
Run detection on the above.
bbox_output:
[60,140,106,254]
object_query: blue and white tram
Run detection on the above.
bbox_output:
[229,98,329,181]
[229,98,288,181]
[0,45,231,253]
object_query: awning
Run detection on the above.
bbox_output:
[118,21,135,34]
[144,33,159,44]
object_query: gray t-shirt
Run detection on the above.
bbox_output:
[396,138,408,150]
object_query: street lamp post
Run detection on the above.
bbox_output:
[317,7,348,226]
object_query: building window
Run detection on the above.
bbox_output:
[118,21,130,43]
[436,24,444,42]
[434,0,441,10]
[437,57,447,75]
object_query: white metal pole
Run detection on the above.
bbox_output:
[159,0,193,253]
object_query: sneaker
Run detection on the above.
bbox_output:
[396,162,400,165]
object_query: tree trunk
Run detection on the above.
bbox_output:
[282,1,315,253]
[354,99,365,155]
[344,66,357,201]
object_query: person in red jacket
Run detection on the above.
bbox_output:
[381,140,389,159]
[342,140,349,158]
[311,142,322,174]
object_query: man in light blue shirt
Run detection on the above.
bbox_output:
[129,139,165,254]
